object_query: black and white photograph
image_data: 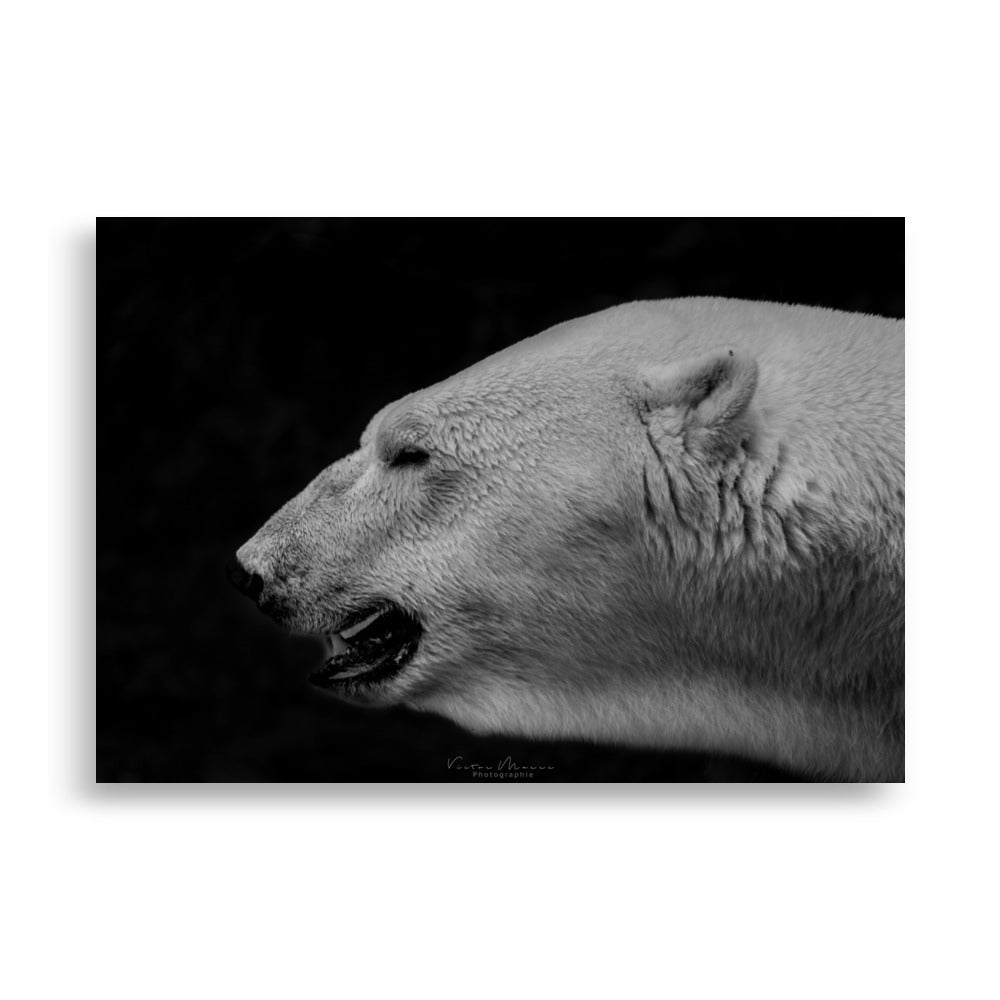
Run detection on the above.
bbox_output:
[101,218,903,782]
[9,4,1000,997]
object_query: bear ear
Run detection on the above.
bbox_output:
[639,349,759,455]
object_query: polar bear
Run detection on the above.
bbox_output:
[230,298,904,781]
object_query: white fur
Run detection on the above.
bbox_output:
[237,298,904,780]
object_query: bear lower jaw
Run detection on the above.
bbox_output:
[308,602,422,694]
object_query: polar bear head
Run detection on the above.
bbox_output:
[230,301,791,747]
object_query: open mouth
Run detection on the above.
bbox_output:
[309,601,422,692]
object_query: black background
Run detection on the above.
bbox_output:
[99,218,903,781]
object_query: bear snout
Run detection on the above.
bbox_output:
[227,546,324,627]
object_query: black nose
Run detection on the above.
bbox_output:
[226,557,264,601]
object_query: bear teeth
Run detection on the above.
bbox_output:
[326,632,349,655]
[340,608,386,640]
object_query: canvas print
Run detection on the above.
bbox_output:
[99,219,903,781]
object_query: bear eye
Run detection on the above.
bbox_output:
[386,445,431,468]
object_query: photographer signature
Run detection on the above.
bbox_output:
[446,755,555,772]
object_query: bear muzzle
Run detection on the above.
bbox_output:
[226,550,423,697]
[226,553,293,621]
